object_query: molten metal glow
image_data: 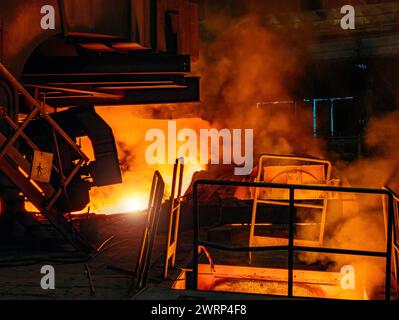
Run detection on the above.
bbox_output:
[173,264,368,300]
[79,114,209,215]
[99,194,149,214]
[87,161,204,215]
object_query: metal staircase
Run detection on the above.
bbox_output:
[0,63,92,253]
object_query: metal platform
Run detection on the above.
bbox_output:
[21,54,200,107]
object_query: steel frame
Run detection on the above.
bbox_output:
[384,186,399,296]
[21,54,200,107]
[0,62,91,252]
[135,171,165,291]
[192,179,397,301]
[163,158,184,280]
[0,64,88,210]
[249,154,333,262]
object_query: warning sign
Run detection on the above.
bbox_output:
[31,151,53,183]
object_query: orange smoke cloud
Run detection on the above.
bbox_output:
[194,14,324,159]
[76,9,394,299]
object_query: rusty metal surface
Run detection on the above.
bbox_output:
[61,0,131,40]
[0,0,62,77]
[0,0,199,78]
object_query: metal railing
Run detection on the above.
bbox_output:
[0,63,89,162]
[249,155,333,262]
[192,180,396,301]
[0,62,92,251]
[0,62,89,211]
[163,158,184,280]
[135,171,165,291]
[384,186,399,296]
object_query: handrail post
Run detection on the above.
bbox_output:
[288,188,295,298]
[172,159,184,267]
[191,180,396,300]
[192,181,199,290]
[163,158,184,279]
[386,193,394,301]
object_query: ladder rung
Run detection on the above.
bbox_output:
[256,199,325,209]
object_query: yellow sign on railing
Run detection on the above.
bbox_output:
[31,151,53,183]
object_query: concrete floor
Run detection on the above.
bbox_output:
[0,212,394,300]
[0,213,150,300]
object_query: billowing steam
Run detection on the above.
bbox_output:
[83,10,395,298]
[195,14,324,160]
[341,110,399,190]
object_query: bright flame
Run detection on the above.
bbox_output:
[78,114,209,215]
[85,161,204,215]
[97,194,149,214]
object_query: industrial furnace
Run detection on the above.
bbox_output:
[0,0,398,310]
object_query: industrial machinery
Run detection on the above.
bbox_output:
[134,155,399,301]
[0,0,199,251]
